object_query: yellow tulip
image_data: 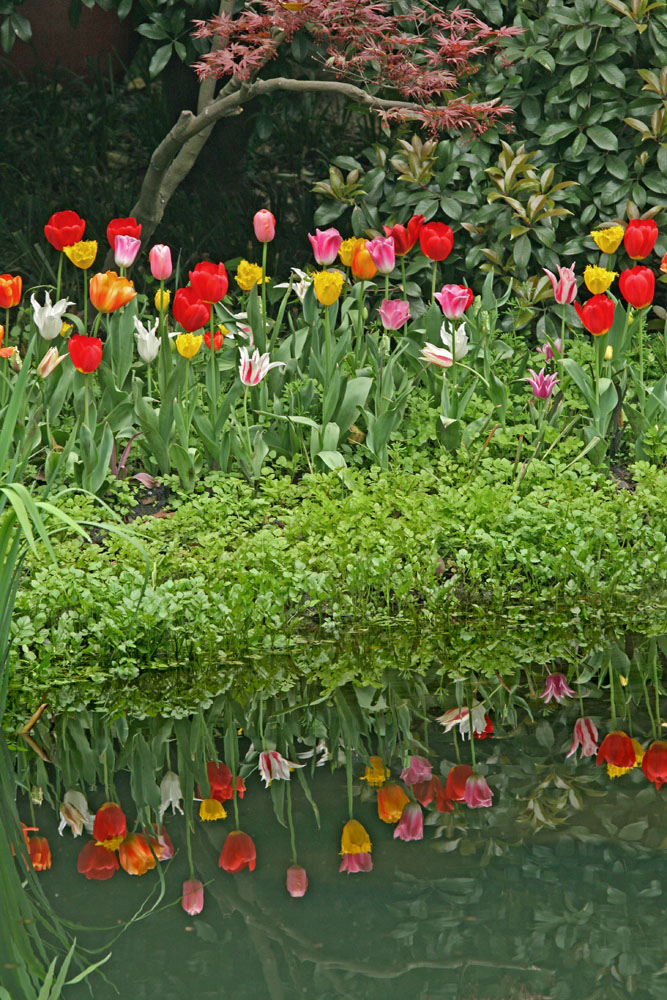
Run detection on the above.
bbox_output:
[584,265,618,295]
[176,333,203,359]
[60,321,73,338]
[154,289,171,312]
[338,237,365,267]
[199,798,226,821]
[235,259,269,292]
[340,819,371,855]
[313,269,345,306]
[63,240,98,270]
[590,225,624,254]
[604,345,614,361]
[360,755,390,788]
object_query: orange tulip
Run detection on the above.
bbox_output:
[119,833,156,875]
[0,273,22,308]
[89,270,136,313]
[350,243,377,280]
[28,835,51,871]
[377,783,409,823]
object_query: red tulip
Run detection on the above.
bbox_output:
[641,740,667,790]
[383,214,424,256]
[44,210,86,251]
[67,334,103,374]
[286,864,308,897]
[618,266,655,309]
[173,286,211,332]
[412,774,453,812]
[188,262,229,304]
[419,221,454,261]
[92,801,127,850]
[596,731,636,770]
[219,830,256,872]
[0,274,22,308]
[623,218,658,260]
[28,835,51,871]
[119,833,156,876]
[445,764,473,802]
[574,294,615,336]
[197,760,246,802]
[203,328,224,352]
[106,216,142,250]
[77,841,119,880]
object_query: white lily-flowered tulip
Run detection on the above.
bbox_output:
[238,346,286,386]
[439,321,469,360]
[159,771,184,824]
[58,789,95,837]
[133,316,161,364]
[31,292,74,341]
[437,703,488,740]
[258,750,304,788]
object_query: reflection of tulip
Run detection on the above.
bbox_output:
[32,292,74,340]
[383,215,424,255]
[64,240,98,270]
[189,261,229,304]
[543,264,577,304]
[574,295,615,336]
[412,775,452,812]
[44,210,86,251]
[463,774,493,808]
[89,271,136,313]
[566,718,599,759]
[365,236,395,274]
[445,764,473,801]
[150,244,173,280]
[219,830,256,872]
[596,731,636,770]
[312,270,344,306]
[435,284,473,320]
[119,833,156,876]
[77,841,119,880]
[173,286,211,332]
[308,227,342,266]
[623,218,658,260]
[114,235,141,269]
[107,216,142,250]
[419,222,453,261]
[67,334,103,374]
[28,835,51,871]
[641,740,667,790]
[286,864,308,897]
[377,783,409,823]
[92,802,127,851]
[379,299,411,331]
[400,756,432,786]
[182,879,204,914]
[538,338,562,362]
[619,265,655,308]
[253,209,276,243]
[149,825,174,861]
[393,802,423,841]
[539,672,575,703]
[351,242,378,280]
[239,346,286,386]
[199,798,227,821]
[0,273,22,308]
[339,819,372,874]
[58,790,95,837]
[339,852,373,873]
[590,225,624,255]
[198,761,245,802]
[361,756,390,787]
[258,750,303,787]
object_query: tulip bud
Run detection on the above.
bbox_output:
[114,235,142,269]
[253,210,276,243]
[604,345,613,361]
[37,346,66,377]
[154,289,171,312]
[10,350,22,372]
[149,245,172,281]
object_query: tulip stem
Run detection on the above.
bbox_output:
[400,258,408,302]
[209,312,218,425]
[261,242,268,349]
[185,814,195,879]
[345,746,354,820]
[609,663,617,729]
[575,661,585,718]
[452,725,461,763]
[468,703,476,770]
[640,664,657,741]
[652,642,661,736]
[431,261,437,303]
[356,281,365,361]
[242,388,252,458]
[324,306,332,377]
[286,781,298,865]
[84,381,90,429]
[147,364,152,401]
[83,269,89,333]
[638,309,645,395]
[384,274,389,301]
[56,253,64,301]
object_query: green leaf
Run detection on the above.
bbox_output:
[533,50,555,72]
[149,43,173,79]
[586,125,618,151]
[513,234,531,270]
[570,65,588,87]
[597,64,625,88]
[540,122,578,145]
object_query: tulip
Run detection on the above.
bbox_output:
[77,841,119,880]
[253,209,276,243]
[37,346,66,378]
[189,261,229,304]
[0,274,22,308]
[198,761,246,802]
[173,286,211,332]
[338,237,365,267]
[360,756,390,787]
[203,328,225,352]
[463,774,493,808]
[339,852,373,873]
[393,801,423,841]
[308,227,342,266]
[150,244,173,280]
[313,270,344,306]
[420,342,453,368]
[67,334,103,374]
[199,798,227,821]
[44,210,86,251]
[383,214,424,255]
[435,284,473,321]
[182,878,204,914]
[159,771,184,824]
[661,252,667,275]
[596,730,636,771]
[339,819,372,874]
[235,260,268,291]
[538,338,562,362]
[445,764,473,801]
[441,321,469,361]
[134,317,160,364]
[543,264,577,304]
[0,325,13,358]
[219,830,256,873]
[28,835,51,871]
[413,775,453,813]
[618,265,655,308]
[539,672,575,703]
[365,236,395,275]
[574,294,615,336]
[238,346,286,386]
[350,242,378,280]
[641,740,667,790]
[58,790,95,837]
[106,216,142,250]
[623,218,658,260]
[400,756,432,786]
[377,783,409,823]
[583,265,617,295]
[566,718,599,759]
[119,833,156,876]
[419,221,454,261]
[92,802,127,851]
[590,225,624,255]
[258,750,304,787]
[146,826,173,861]
[526,367,559,399]
[175,333,203,359]
[114,235,141,269]
[379,298,411,331]
[63,240,98,270]
[31,292,74,340]
[89,271,136,314]
[605,345,613,361]
[155,289,171,312]
[286,864,308,897]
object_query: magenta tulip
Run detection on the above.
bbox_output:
[543,264,577,305]
[434,284,473,320]
[365,236,395,275]
[308,227,343,266]
[463,774,493,808]
[540,672,575,704]
[393,802,423,842]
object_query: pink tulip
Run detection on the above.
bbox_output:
[308,228,343,266]
[114,235,141,268]
[538,338,562,361]
[253,209,276,243]
[286,864,308,897]
[181,878,204,915]
[393,802,423,841]
[420,342,453,368]
[339,852,373,873]
[365,236,395,274]
[379,298,411,331]
[543,264,577,305]
[525,367,559,399]
[149,244,172,281]
[400,756,432,786]
[463,774,493,808]
[434,284,473,320]
[540,672,576,704]
[566,718,599,759]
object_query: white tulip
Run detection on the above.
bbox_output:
[31,292,74,340]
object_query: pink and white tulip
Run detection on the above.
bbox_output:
[420,342,453,368]
[566,718,599,759]
[365,236,395,274]
[253,209,276,243]
[37,346,66,378]
[182,879,204,915]
[258,750,304,787]
[308,228,342,266]
[463,774,493,808]
[339,852,373,873]
[393,802,423,841]
[540,672,576,704]
[238,346,286,386]
[435,284,473,320]
[400,756,432,786]
[543,264,577,305]
[114,235,141,268]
